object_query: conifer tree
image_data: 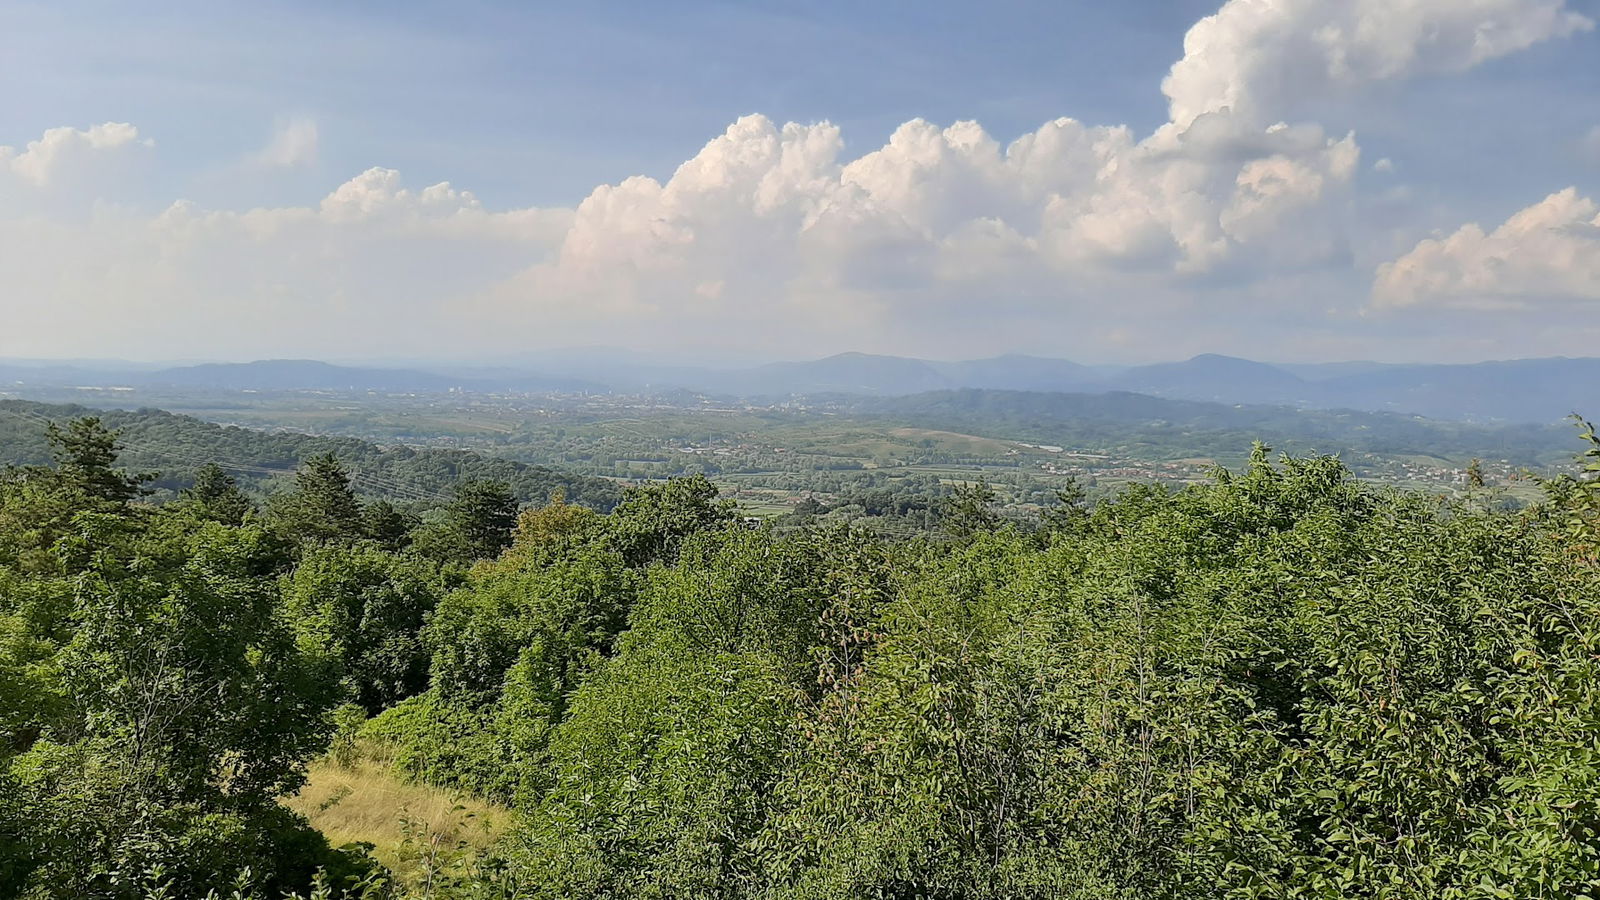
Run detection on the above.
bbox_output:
[45,417,153,506]
[182,462,253,525]
[271,453,363,545]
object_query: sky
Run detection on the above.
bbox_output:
[2,0,1599,365]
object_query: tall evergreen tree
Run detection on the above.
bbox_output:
[361,499,416,551]
[181,462,253,526]
[413,480,519,563]
[45,417,153,506]
[448,480,518,561]
[271,453,363,545]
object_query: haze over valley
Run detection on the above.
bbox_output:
[6,348,1598,423]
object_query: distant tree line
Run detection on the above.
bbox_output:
[0,400,621,510]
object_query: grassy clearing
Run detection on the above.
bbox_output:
[283,754,510,878]
[886,426,1017,455]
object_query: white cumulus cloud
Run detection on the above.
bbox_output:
[512,112,1360,310]
[498,0,1590,338]
[1163,0,1592,127]
[0,122,149,187]
[0,167,572,359]
[1373,188,1600,308]
[2,0,1594,360]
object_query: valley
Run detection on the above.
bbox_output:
[1,371,1564,540]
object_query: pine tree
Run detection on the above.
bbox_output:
[413,480,518,562]
[362,499,416,550]
[181,463,253,525]
[271,453,363,545]
[45,417,153,506]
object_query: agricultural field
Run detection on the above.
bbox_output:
[6,384,1561,528]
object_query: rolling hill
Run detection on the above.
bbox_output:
[858,389,1576,465]
[0,399,621,509]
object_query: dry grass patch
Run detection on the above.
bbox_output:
[284,755,509,877]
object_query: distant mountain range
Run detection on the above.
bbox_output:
[4,352,1598,425]
[603,352,1600,423]
[0,359,604,395]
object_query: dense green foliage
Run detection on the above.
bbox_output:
[0,421,347,897]
[3,412,1600,898]
[0,400,621,510]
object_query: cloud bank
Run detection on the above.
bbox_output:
[1162,0,1591,128]
[1374,188,1600,308]
[0,122,148,187]
[1,0,1595,361]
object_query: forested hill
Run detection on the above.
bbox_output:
[0,399,621,509]
[858,388,1576,464]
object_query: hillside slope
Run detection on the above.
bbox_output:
[0,399,621,509]
[860,389,1575,464]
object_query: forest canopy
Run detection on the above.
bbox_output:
[0,400,621,510]
[2,415,1598,898]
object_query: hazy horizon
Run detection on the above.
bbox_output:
[5,347,1600,373]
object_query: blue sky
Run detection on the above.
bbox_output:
[4,1,1217,205]
[3,0,1599,364]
